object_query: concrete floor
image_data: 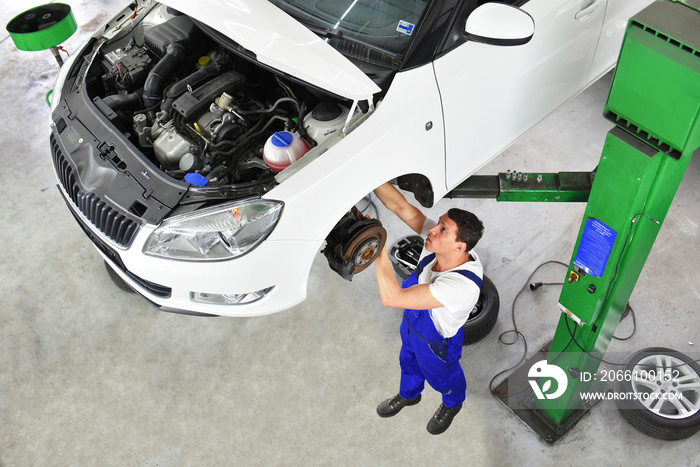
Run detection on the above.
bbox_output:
[1,1,699,465]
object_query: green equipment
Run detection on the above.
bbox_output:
[449,0,700,444]
[6,4,77,66]
[537,0,699,427]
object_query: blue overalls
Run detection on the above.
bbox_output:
[398,253,482,408]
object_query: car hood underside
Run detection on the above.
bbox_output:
[162,0,380,102]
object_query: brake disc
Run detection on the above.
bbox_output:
[341,223,387,273]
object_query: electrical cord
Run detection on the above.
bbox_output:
[562,315,628,366]
[490,259,698,392]
[562,313,700,368]
[529,282,561,291]
[554,213,700,368]
[594,214,642,335]
[488,260,569,393]
[359,194,379,219]
[488,259,654,392]
[612,304,636,341]
[591,212,655,342]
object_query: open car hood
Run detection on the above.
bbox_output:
[161,0,381,102]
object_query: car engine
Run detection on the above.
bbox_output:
[90,8,350,188]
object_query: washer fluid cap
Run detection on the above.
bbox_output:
[271,131,294,148]
[184,173,209,186]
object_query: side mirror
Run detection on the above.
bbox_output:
[465,3,535,46]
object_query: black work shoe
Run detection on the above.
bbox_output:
[376,394,421,418]
[426,402,462,435]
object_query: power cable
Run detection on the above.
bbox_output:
[490,259,698,393]
[488,260,570,393]
[612,304,636,341]
[359,194,379,219]
[562,314,700,368]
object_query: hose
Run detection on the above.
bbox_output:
[143,43,187,121]
[102,92,142,111]
[236,97,300,116]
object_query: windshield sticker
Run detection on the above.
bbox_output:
[397,20,414,36]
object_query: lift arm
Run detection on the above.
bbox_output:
[447,172,594,202]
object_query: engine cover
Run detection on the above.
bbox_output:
[171,70,246,119]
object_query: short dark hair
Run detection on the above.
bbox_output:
[447,208,484,251]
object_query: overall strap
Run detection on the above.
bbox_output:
[452,269,483,289]
[416,253,436,277]
[415,252,482,289]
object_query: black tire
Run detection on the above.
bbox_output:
[462,275,499,345]
[615,347,700,440]
[104,261,135,293]
[388,236,500,345]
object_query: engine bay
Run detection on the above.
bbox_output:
[50,2,388,274]
[82,5,355,190]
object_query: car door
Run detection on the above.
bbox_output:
[434,0,607,191]
[586,0,656,82]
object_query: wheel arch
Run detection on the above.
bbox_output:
[396,173,436,208]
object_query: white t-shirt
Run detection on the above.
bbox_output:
[416,218,483,338]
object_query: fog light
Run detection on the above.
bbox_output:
[190,287,274,305]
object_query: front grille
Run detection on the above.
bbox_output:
[50,134,140,247]
[68,209,172,299]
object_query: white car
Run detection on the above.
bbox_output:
[49,0,653,316]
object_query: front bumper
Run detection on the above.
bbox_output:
[61,183,318,317]
[103,230,319,317]
[52,141,318,318]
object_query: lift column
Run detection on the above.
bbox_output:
[535,0,700,426]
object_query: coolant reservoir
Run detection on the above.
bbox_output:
[263,131,310,173]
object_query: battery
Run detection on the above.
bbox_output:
[102,46,153,91]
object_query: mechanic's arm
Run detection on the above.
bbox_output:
[374,182,426,235]
[375,247,443,310]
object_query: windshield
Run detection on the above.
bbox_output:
[268,0,430,63]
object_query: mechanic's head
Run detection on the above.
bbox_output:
[447,208,484,252]
[426,209,483,256]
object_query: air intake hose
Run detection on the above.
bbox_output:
[102,92,142,111]
[143,43,186,121]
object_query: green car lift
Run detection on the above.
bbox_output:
[6,3,77,66]
[449,0,700,444]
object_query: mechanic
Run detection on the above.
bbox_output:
[372,182,484,435]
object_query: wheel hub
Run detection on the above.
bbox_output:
[631,354,700,419]
[341,223,387,273]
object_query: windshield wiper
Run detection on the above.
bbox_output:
[305,24,401,59]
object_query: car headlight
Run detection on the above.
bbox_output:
[144,198,283,261]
